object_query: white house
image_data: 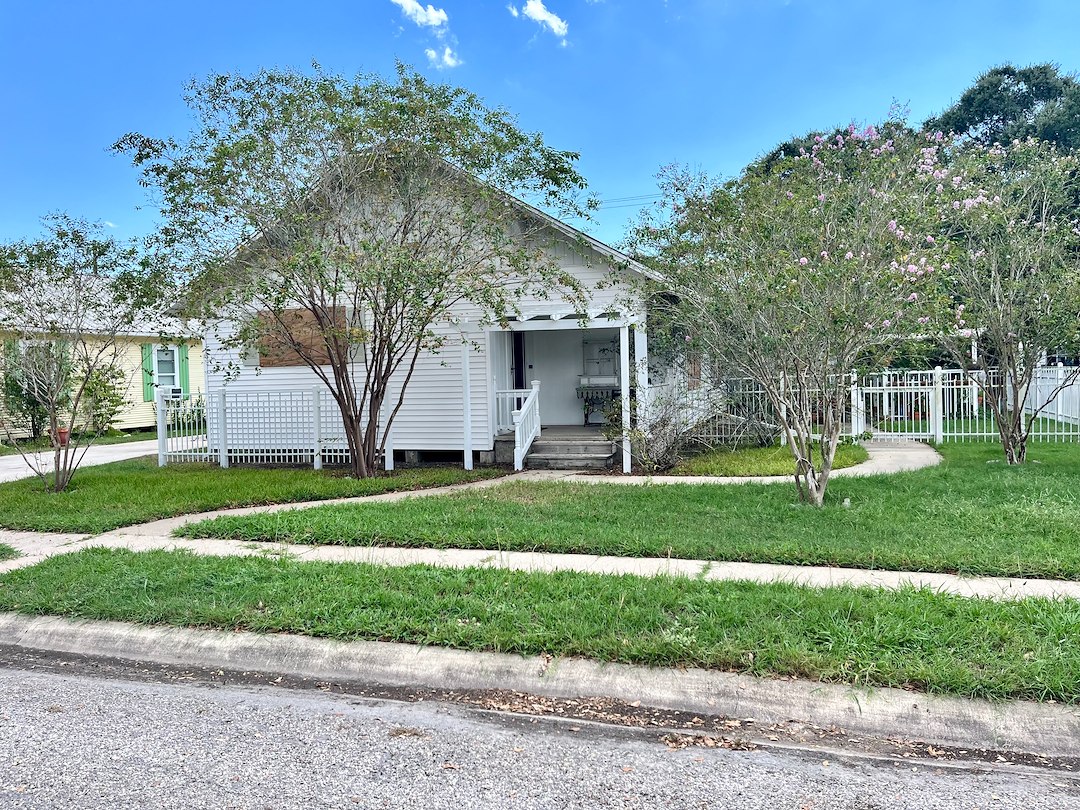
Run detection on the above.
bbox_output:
[194,212,656,473]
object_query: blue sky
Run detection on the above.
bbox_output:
[3,0,1080,248]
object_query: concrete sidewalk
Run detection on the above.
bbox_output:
[0,438,160,483]
[4,523,1079,602]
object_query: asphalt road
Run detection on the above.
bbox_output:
[0,663,1076,810]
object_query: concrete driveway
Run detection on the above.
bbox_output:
[0,438,160,483]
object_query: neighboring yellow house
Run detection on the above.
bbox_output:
[1,332,205,434]
[118,337,207,430]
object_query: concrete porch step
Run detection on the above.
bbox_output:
[525,452,614,471]
[529,440,615,456]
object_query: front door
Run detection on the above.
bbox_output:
[512,333,526,390]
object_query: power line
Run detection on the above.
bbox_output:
[596,193,660,205]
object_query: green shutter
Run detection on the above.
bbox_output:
[2,339,16,384]
[141,343,154,401]
[178,344,190,395]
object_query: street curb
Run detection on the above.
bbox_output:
[1,612,1077,757]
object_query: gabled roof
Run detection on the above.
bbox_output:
[506,193,659,282]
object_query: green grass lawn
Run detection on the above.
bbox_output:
[0,544,16,562]
[181,442,1080,580]
[0,428,158,457]
[2,548,1078,703]
[670,442,868,476]
[0,458,505,534]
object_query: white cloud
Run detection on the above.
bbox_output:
[390,0,448,30]
[104,221,117,228]
[425,46,462,69]
[518,0,568,44]
[507,4,519,17]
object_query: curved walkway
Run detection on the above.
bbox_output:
[563,440,943,485]
[5,440,1059,603]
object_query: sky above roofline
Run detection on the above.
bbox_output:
[3,1,1079,249]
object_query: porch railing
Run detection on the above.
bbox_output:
[495,387,535,434]
[512,380,542,471]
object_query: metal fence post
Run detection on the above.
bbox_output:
[1057,362,1065,430]
[848,370,860,437]
[932,366,944,443]
[156,389,168,467]
[312,387,323,470]
[217,392,229,469]
[778,375,787,447]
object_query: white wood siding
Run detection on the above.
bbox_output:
[205,324,493,451]
[203,227,644,453]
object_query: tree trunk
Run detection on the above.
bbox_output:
[1001,430,1028,464]
[339,409,371,479]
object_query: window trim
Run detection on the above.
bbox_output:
[152,344,180,392]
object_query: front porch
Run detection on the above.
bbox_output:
[488,316,648,472]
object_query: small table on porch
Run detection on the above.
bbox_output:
[576,381,621,426]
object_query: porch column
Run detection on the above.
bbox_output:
[620,325,632,473]
[633,322,649,423]
[461,338,474,470]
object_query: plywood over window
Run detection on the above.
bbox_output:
[256,307,345,368]
[687,355,702,391]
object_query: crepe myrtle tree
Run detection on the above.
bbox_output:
[116,65,593,478]
[926,136,1080,464]
[629,124,945,506]
[0,216,165,492]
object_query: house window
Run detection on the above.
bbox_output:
[141,343,190,401]
[155,347,178,390]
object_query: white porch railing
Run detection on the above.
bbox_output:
[495,387,534,434]
[511,380,542,471]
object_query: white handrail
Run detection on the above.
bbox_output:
[495,387,534,434]
[511,380,541,470]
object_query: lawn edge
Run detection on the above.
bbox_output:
[1,611,1076,758]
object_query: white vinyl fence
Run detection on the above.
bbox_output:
[648,365,1080,446]
[156,388,396,469]
[159,366,1080,469]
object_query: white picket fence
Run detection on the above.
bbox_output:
[156,388,396,469]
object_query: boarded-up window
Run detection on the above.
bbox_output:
[687,355,702,391]
[256,307,345,368]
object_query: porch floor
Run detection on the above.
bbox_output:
[539,424,606,440]
[494,424,605,443]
